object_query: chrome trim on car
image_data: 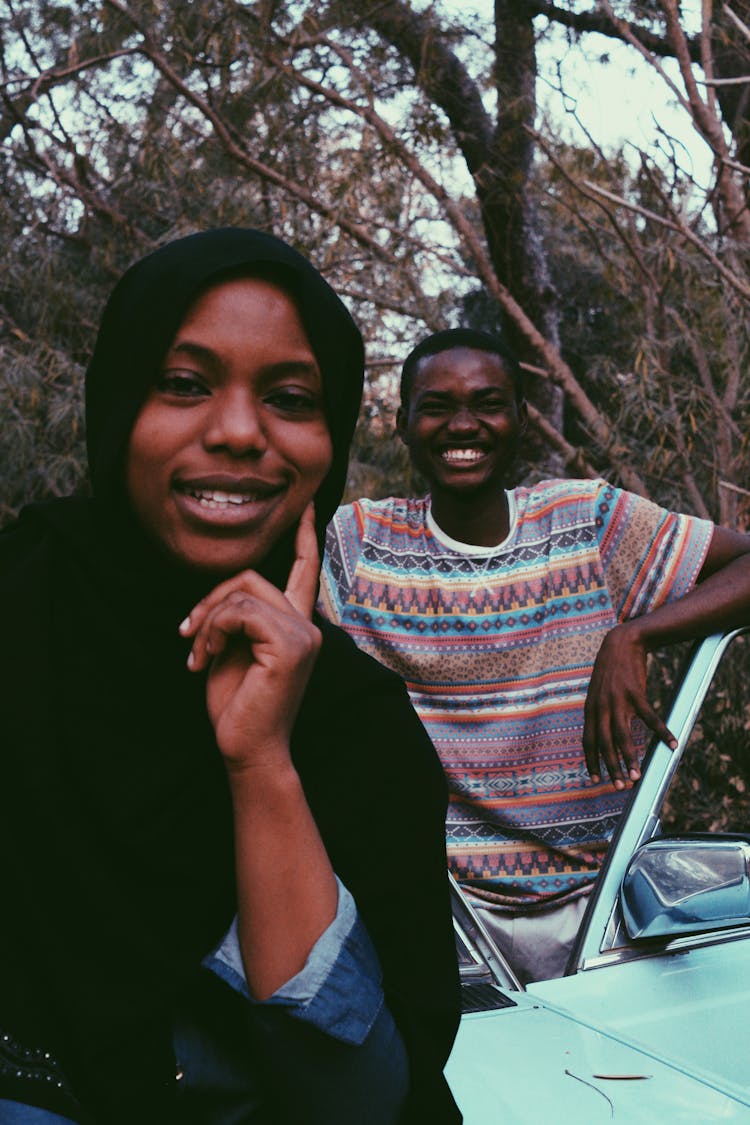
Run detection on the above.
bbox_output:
[579,920,750,971]
[449,872,522,992]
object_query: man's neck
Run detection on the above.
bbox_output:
[429,488,511,547]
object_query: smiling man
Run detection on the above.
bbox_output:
[319,327,750,983]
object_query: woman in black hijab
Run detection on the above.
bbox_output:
[0,230,461,1125]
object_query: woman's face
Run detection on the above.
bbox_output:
[126,277,333,575]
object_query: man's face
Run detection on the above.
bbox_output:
[396,346,527,499]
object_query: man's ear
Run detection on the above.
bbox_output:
[396,406,409,445]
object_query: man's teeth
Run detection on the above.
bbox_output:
[190,489,258,506]
[442,449,483,463]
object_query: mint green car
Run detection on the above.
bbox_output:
[447,629,750,1123]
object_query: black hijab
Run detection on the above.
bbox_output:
[84,227,362,553]
[0,229,366,1121]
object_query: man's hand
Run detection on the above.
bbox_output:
[583,622,677,789]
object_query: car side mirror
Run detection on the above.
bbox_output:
[621,836,750,941]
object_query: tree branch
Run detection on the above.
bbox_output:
[0,48,140,142]
[357,0,494,178]
[582,180,750,301]
[102,0,396,263]
[525,401,600,480]
[522,0,696,60]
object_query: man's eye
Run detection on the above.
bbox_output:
[156,371,208,397]
[477,398,512,412]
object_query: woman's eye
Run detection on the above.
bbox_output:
[267,387,320,414]
[156,371,208,398]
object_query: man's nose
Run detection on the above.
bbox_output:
[446,405,480,432]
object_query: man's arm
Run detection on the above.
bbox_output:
[584,525,750,788]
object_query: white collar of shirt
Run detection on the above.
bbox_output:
[426,490,517,555]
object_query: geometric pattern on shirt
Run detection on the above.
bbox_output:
[320,478,713,906]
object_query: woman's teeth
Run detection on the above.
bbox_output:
[190,489,258,507]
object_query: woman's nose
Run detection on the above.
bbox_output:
[203,391,267,455]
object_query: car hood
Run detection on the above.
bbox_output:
[447,954,750,1123]
[530,933,750,1110]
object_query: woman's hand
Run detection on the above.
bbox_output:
[179,504,338,999]
[583,622,677,789]
[179,503,322,768]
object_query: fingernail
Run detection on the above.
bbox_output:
[187,650,195,670]
[668,738,678,751]
[614,778,625,790]
[179,616,191,634]
[629,768,641,781]
[590,774,600,785]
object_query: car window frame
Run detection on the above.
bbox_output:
[571,626,750,973]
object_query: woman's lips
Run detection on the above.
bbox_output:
[173,479,284,527]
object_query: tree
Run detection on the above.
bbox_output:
[0,0,748,523]
[527,1,750,524]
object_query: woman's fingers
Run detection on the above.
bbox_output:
[284,503,320,619]
[193,591,321,762]
[186,592,305,673]
[187,591,268,672]
[180,569,286,641]
[179,504,320,648]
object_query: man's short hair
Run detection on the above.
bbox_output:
[400,328,525,409]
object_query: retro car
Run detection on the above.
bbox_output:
[446,627,750,1122]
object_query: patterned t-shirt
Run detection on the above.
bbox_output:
[320,479,713,907]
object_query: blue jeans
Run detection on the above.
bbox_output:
[0,1102,78,1124]
[0,1002,408,1125]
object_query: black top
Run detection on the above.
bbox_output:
[0,229,461,1123]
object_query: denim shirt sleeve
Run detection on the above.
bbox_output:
[203,878,384,1046]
